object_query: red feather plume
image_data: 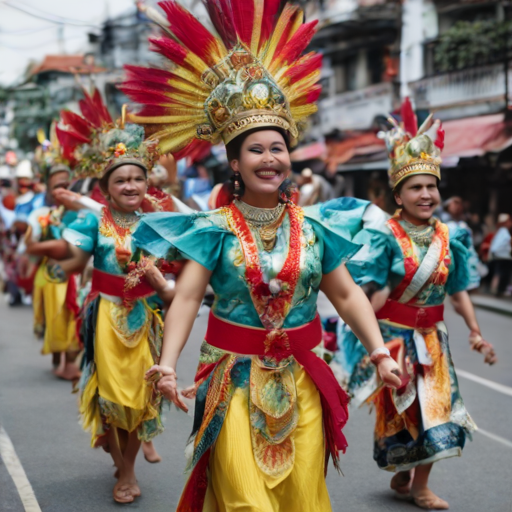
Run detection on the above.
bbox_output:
[400,97,417,137]
[231,0,255,47]
[435,125,445,150]
[158,1,222,67]
[275,20,317,67]
[284,53,322,84]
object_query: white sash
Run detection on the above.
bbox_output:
[398,235,442,304]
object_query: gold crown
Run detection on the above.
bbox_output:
[121,1,322,159]
[380,98,444,189]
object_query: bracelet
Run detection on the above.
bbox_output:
[162,279,176,293]
[370,347,391,365]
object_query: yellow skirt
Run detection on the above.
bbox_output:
[33,264,79,355]
[203,366,332,512]
[80,297,161,442]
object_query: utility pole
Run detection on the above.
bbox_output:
[503,1,511,113]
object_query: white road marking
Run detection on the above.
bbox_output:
[0,425,42,512]
[456,369,512,398]
[476,428,512,449]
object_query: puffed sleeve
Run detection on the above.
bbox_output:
[133,210,231,272]
[303,197,367,274]
[343,204,393,288]
[62,210,99,253]
[446,228,471,295]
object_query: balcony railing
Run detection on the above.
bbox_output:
[317,81,394,132]
[409,63,512,114]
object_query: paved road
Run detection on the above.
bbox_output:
[1,297,511,512]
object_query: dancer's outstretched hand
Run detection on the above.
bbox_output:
[469,332,497,365]
[181,384,197,399]
[377,358,402,389]
[146,364,189,413]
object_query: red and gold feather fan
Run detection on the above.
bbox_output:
[120,0,322,159]
[56,85,159,179]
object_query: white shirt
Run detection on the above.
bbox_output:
[490,227,512,260]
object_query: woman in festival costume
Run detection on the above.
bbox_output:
[25,130,82,380]
[54,87,180,503]
[121,2,401,510]
[332,99,497,510]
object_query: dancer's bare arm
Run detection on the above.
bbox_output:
[320,263,401,388]
[146,260,211,410]
[47,245,91,276]
[450,291,496,364]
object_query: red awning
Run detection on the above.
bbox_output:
[290,141,327,162]
[442,113,512,158]
[325,132,385,173]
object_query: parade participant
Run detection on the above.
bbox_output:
[6,160,46,305]
[55,87,176,503]
[334,100,497,510]
[441,196,482,291]
[25,159,81,379]
[123,2,402,510]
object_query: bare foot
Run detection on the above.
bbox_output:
[391,469,414,496]
[142,441,162,463]
[113,482,134,504]
[54,362,81,381]
[411,488,449,510]
[114,469,140,503]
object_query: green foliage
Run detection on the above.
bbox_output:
[434,19,512,72]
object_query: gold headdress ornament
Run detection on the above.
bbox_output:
[56,85,160,179]
[380,98,445,189]
[120,0,323,159]
[34,122,73,182]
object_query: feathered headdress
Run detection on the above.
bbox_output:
[34,122,74,182]
[56,86,160,179]
[380,97,445,189]
[119,0,322,159]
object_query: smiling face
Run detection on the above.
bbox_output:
[229,129,291,205]
[394,174,440,225]
[102,164,147,213]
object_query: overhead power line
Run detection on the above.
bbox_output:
[1,0,101,28]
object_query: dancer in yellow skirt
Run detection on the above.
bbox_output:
[125,2,402,509]
[53,87,179,503]
[26,133,81,379]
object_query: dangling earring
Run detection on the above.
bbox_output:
[233,172,241,198]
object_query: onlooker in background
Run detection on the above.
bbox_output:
[297,167,335,206]
[489,213,512,297]
[442,196,483,291]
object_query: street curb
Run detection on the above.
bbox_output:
[471,296,512,318]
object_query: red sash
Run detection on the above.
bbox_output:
[91,268,155,303]
[376,299,444,329]
[204,311,349,456]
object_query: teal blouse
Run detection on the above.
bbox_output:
[63,209,162,331]
[63,210,134,276]
[133,198,369,328]
[345,216,470,305]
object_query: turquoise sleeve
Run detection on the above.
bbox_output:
[345,228,392,288]
[62,210,99,253]
[303,198,367,274]
[133,210,231,272]
[446,232,471,295]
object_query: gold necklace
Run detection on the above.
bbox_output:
[234,200,286,251]
[402,220,435,247]
[110,207,139,229]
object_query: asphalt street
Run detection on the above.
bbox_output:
[0,296,511,512]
